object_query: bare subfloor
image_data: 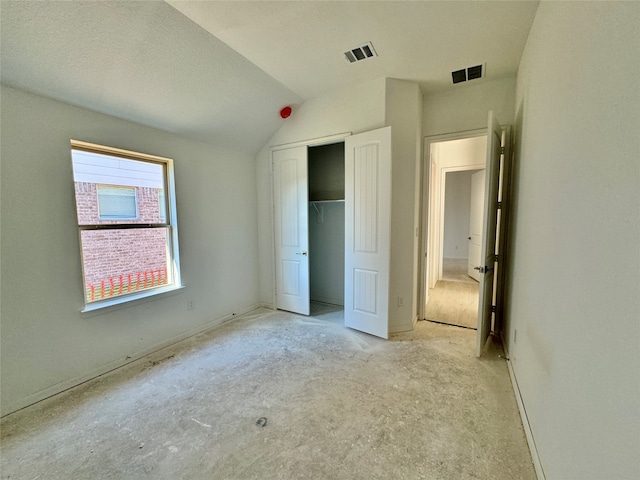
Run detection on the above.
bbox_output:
[1,305,535,480]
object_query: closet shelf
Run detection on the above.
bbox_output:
[309,199,345,204]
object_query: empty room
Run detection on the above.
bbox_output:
[1,2,638,479]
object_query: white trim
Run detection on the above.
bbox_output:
[389,323,414,334]
[71,140,182,311]
[81,284,185,315]
[310,295,344,307]
[1,303,262,418]
[504,344,546,480]
[270,132,352,151]
[71,139,172,164]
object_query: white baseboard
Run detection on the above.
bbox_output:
[389,322,414,334]
[504,344,546,480]
[310,295,344,307]
[1,303,261,417]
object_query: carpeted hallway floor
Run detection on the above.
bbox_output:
[0,305,535,479]
[425,258,479,329]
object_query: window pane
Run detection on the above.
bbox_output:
[80,227,170,303]
[72,150,165,225]
[158,189,166,223]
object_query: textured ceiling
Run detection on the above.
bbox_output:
[168,1,539,99]
[1,1,539,154]
[0,1,302,154]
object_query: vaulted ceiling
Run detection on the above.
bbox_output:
[1,1,538,154]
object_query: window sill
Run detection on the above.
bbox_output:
[81,284,185,317]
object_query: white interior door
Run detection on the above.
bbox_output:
[476,112,502,356]
[273,146,310,315]
[344,127,391,339]
[468,169,485,282]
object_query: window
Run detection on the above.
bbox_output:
[71,140,182,311]
[97,185,137,220]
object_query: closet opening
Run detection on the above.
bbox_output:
[307,142,345,317]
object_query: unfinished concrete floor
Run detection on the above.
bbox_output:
[0,304,535,479]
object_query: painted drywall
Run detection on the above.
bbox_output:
[385,79,423,333]
[0,86,260,415]
[423,77,515,137]
[443,171,473,259]
[309,202,345,306]
[432,136,487,169]
[256,78,387,307]
[504,3,640,479]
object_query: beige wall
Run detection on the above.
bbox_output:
[0,86,261,415]
[423,77,515,137]
[506,2,640,478]
[385,79,423,332]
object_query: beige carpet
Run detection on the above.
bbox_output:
[442,258,478,284]
[425,280,479,329]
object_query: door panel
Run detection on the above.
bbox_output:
[476,112,502,356]
[273,146,310,315]
[468,169,485,281]
[345,127,391,339]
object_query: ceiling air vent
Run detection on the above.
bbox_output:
[344,42,377,63]
[452,64,485,84]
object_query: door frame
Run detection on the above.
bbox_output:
[418,125,513,336]
[270,132,351,311]
[436,165,485,285]
[419,129,486,322]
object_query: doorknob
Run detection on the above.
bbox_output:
[468,237,472,240]
[296,251,308,256]
[474,266,494,274]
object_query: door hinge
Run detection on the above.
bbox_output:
[491,306,496,313]
[501,146,505,155]
[494,254,499,262]
[497,202,502,209]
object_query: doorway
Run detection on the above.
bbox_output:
[425,167,483,329]
[421,131,487,330]
[420,112,511,356]
[308,142,345,309]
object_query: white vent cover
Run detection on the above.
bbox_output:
[344,42,377,63]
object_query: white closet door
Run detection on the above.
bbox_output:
[273,146,310,315]
[344,127,391,339]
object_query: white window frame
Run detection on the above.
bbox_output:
[71,140,183,312]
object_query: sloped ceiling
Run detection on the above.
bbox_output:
[0,1,302,154]
[1,1,539,154]
[169,1,539,99]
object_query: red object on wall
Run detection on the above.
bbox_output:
[280,106,292,119]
